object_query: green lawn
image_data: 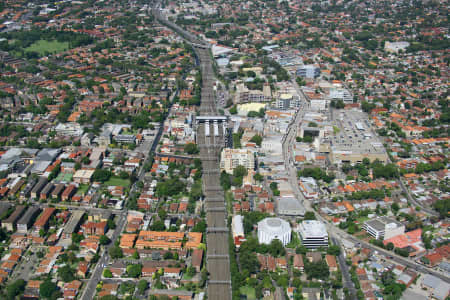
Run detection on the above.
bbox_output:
[104,176,130,187]
[25,39,69,56]
[240,286,256,300]
[76,183,90,195]
[357,216,370,224]
[286,231,301,249]
[56,172,73,182]
[225,191,234,215]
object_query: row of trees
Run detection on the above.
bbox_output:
[298,167,335,183]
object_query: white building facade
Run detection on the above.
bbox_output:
[220,148,255,174]
[258,217,291,246]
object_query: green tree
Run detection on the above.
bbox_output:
[305,260,330,280]
[6,279,26,300]
[268,239,286,257]
[103,268,113,278]
[233,165,248,178]
[250,135,263,146]
[327,245,341,256]
[126,264,142,278]
[99,235,110,245]
[304,211,316,220]
[58,265,75,282]
[137,279,148,294]
[40,280,58,299]
[92,169,112,182]
[184,143,199,154]
[132,250,140,259]
[386,242,394,251]
[109,245,123,259]
[254,173,263,182]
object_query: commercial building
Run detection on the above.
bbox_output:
[363,216,405,240]
[257,217,291,246]
[327,110,388,164]
[296,65,320,79]
[297,220,328,249]
[231,215,244,239]
[276,93,300,110]
[384,41,410,53]
[421,274,450,300]
[62,185,77,201]
[220,148,255,174]
[276,197,305,216]
[54,122,83,137]
[329,87,353,103]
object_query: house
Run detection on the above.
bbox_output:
[77,261,89,278]
[293,254,304,271]
[82,221,108,235]
[135,231,184,250]
[109,261,127,277]
[191,249,203,272]
[306,252,322,263]
[325,255,338,272]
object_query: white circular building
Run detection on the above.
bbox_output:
[257,217,291,246]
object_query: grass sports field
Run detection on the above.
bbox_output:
[25,39,69,56]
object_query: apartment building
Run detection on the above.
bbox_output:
[220,148,255,174]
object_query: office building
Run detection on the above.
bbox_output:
[258,217,291,246]
[363,217,405,240]
[297,220,328,249]
[297,65,320,79]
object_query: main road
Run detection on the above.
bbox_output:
[282,79,357,299]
